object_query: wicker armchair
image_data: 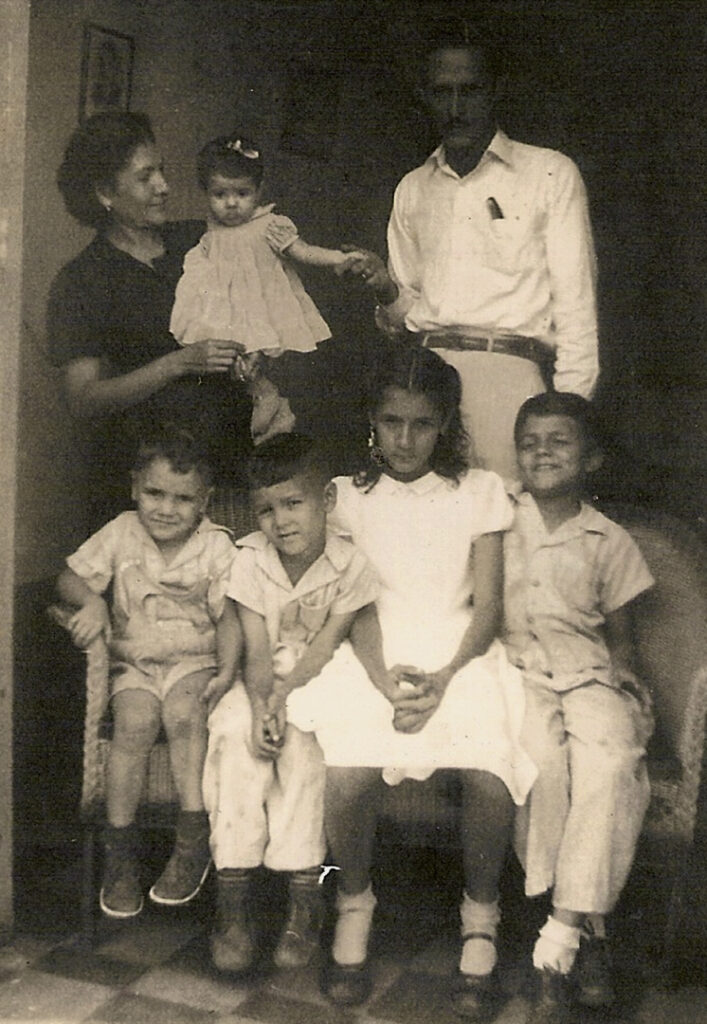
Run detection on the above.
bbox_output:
[54,502,706,963]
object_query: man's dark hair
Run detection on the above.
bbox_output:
[425,15,504,85]
[132,424,214,487]
[514,392,604,453]
[247,433,330,492]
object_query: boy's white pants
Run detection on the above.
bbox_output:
[203,684,326,872]
[515,678,652,914]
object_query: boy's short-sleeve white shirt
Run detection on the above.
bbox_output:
[503,492,654,691]
[228,530,378,652]
[66,511,236,629]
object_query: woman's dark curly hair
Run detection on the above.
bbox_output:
[57,111,155,229]
[355,335,470,490]
[196,134,264,191]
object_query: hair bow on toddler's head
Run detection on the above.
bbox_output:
[226,138,260,159]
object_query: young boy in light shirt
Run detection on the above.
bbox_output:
[58,427,239,919]
[503,392,654,1023]
[203,433,378,974]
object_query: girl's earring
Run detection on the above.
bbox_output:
[368,424,386,467]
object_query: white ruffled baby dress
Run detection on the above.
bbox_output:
[170,205,331,354]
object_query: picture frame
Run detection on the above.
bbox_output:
[79,23,135,122]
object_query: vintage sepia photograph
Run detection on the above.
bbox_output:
[0,2,705,1022]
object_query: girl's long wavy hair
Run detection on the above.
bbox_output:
[354,336,470,491]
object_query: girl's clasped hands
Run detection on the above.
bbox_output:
[384,664,453,733]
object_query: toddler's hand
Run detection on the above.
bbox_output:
[336,246,390,291]
[200,673,233,715]
[333,250,368,276]
[67,597,110,649]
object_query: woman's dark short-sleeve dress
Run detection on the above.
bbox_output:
[47,221,252,522]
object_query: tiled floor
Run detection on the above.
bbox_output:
[4,838,707,1024]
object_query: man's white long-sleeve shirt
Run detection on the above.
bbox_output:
[379,131,599,397]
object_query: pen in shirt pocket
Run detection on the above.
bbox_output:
[487,196,504,220]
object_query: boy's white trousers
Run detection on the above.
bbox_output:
[514,678,652,913]
[203,684,326,872]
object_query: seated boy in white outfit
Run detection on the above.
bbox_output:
[503,392,655,1024]
[203,433,378,973]
[57,426,239,919]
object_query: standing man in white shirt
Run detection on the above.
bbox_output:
[352,21,599,481]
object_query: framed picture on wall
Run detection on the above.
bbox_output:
[280,63,340,161]
[79,23,135,122]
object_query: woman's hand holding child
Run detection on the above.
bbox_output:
[174,338,242,376]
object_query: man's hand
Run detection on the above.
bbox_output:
[335,246,398,303]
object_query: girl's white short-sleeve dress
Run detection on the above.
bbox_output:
[286,470,537,805]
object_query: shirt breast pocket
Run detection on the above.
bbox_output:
[483,219,535,275]
[554,551,597,616]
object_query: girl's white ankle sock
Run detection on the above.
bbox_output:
[459,893,500,976]
[332,884,377,966]
[533,915,581,974]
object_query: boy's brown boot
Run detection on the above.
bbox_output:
[149,810,211,906]
[100,823,143,919]
[273,868,323,969]
[211,869,255,973]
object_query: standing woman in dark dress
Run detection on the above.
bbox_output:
[48,112,252,527]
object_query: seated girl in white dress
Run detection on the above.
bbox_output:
[170,134,363,444]
[286,340,536,1019]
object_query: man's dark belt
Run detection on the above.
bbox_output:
[420,330,555,387]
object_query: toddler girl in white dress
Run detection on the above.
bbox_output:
[170,135,363,444]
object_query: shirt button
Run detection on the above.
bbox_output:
[531,579,541,587]
[527,615,535,624]
[544,670,554,679]
[529,632,538,641]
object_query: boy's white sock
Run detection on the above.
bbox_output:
[459,893,500,976]
[533,915,581,974]
[332,884,377,966]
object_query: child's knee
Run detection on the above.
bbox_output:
[163,696,208,739]
[112,694,161,753]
